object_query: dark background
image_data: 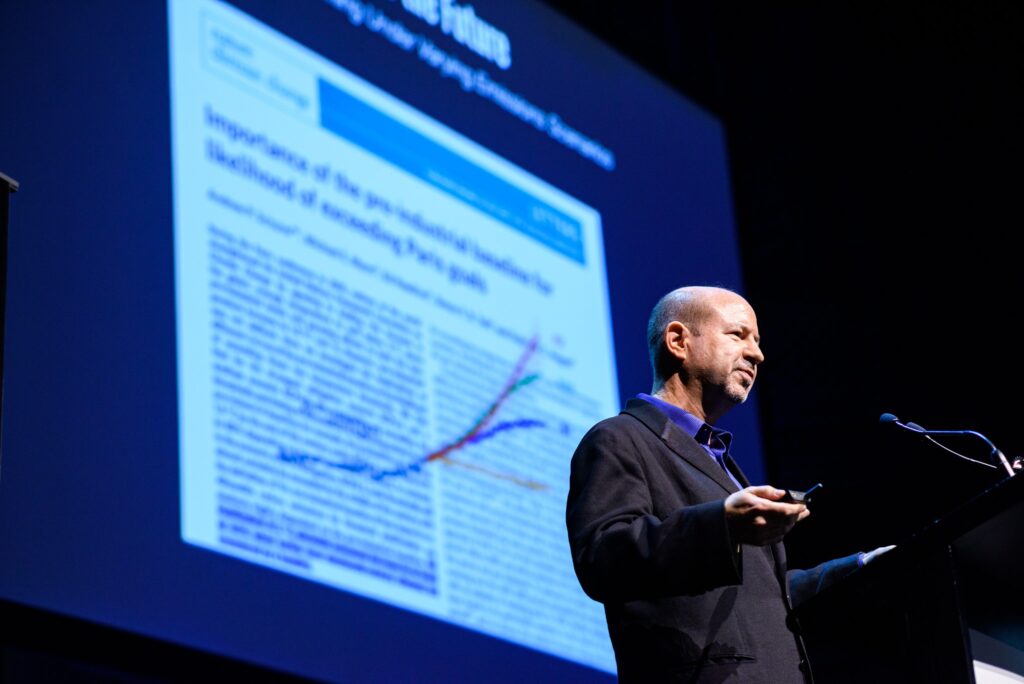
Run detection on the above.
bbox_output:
[543,0,1023,569]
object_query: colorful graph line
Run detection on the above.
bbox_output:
[423,336,539,465]
[279,337,549,490]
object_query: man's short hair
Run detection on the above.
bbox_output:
[647,286,733,381]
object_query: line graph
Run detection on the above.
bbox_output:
[279,337,550,489]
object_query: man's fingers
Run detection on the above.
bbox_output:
[742,486,807,516]
[750,506,802,528]
[757,499,806,518]
[746,485,786,501]
[726,487,809,545]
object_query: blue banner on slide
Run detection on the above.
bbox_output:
[318,78,586,265]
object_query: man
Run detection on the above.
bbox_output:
[567,286,886,683]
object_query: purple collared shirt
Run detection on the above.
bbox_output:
[636,393,743,489]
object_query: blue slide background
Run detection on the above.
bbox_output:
[0,1,761,681]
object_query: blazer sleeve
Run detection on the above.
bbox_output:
[786,552,863,607]
[566,420,742,604]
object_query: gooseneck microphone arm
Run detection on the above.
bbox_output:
[903,422,999,471]
[879,413,1015,477]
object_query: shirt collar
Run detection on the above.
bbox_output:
[636,393,733,452]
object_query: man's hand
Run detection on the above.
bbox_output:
[724,485,810,546]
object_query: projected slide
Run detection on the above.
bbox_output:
[170,0,617,672]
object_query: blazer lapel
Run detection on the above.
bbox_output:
[622,399,741,495]
[724,453,752,488]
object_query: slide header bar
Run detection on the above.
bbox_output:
[317,78,586,264]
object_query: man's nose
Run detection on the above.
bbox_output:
[747,341,765,365]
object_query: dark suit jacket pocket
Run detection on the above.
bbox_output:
[611,621,756,683]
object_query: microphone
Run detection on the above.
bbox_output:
[879,412,1015,477]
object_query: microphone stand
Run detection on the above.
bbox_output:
[881,413,1017,478]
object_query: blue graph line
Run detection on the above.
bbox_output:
[278,450,424,480]
[278,418,546,481]
[465,419,546,444]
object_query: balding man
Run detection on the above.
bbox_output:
[567,287,882,683]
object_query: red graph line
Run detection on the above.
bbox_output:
[424,336,539,464]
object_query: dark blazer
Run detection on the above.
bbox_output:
[566,399,859,683]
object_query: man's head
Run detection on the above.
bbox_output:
[647,286,764,423]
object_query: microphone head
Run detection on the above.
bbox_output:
[879,412,900,424]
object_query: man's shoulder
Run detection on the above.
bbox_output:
[570,411,662,483]
[584,399,664,435]
[576,407,661,453]
[583,410,643,436]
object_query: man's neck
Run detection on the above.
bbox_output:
[652,377,725,425]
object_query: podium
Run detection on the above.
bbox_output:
[791,472,1024,683]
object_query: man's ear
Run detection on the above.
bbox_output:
[663,321,690,362]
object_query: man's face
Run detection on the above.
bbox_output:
[686,294,765,407]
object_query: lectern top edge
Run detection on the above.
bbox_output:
[0,171,19,192]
